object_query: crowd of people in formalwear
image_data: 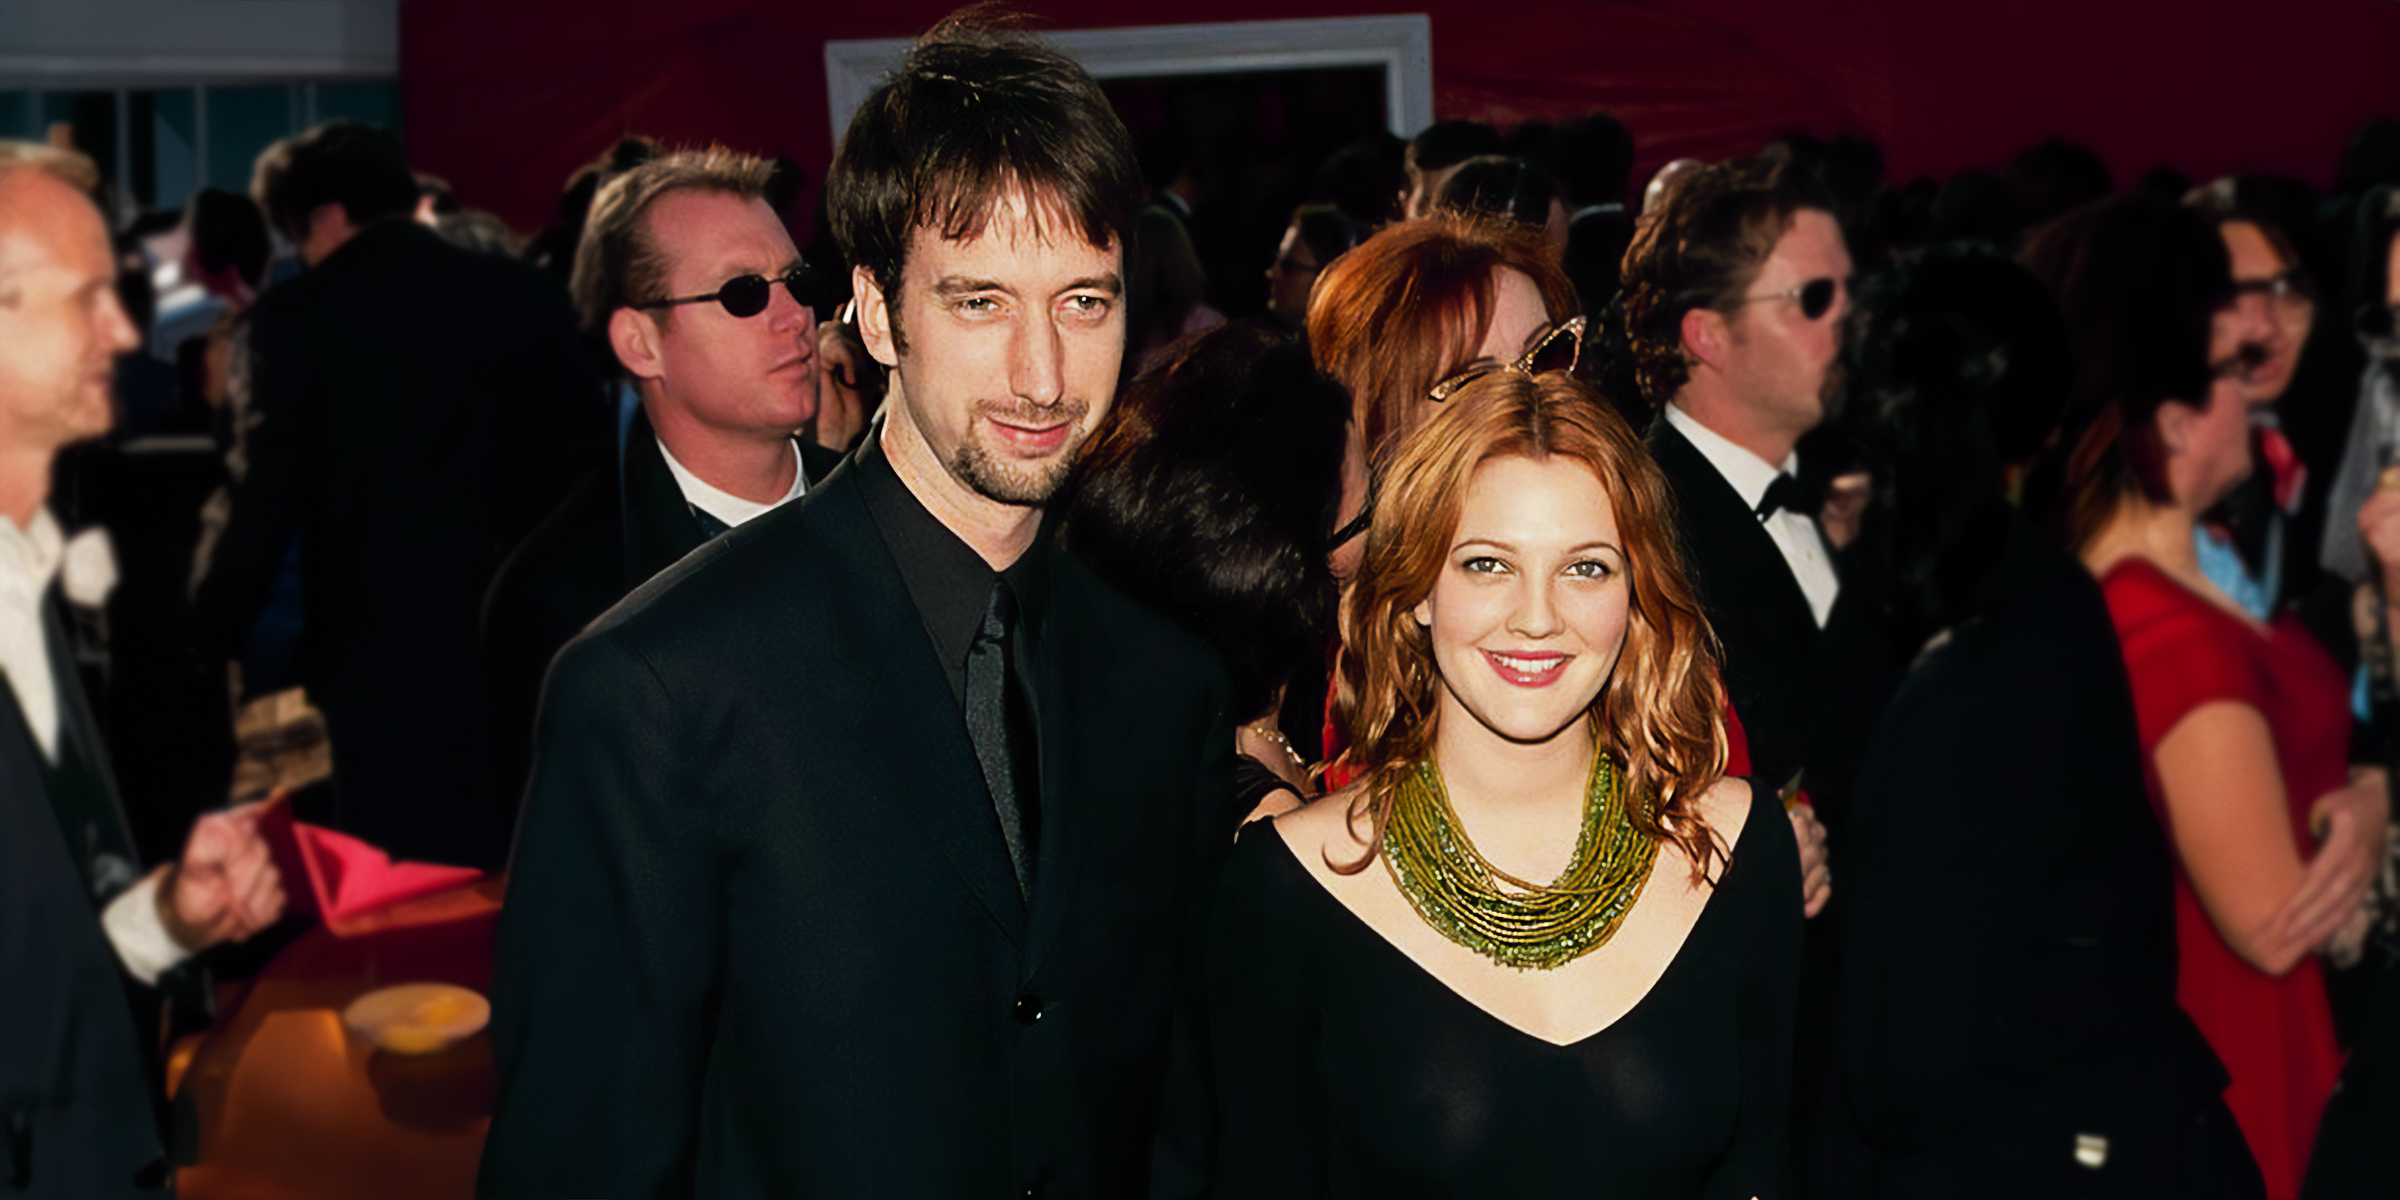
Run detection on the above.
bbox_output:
[8,8,2400,1198]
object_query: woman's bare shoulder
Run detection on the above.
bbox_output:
[1692,774,1753,845]
[1277,780,1376,863]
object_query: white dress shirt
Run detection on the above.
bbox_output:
[657,437,808,529]
[0,508,188,984]
[1665,403,1841,627]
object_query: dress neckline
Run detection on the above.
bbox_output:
[1265,790,1757,1050]
[2101,554,2277,643]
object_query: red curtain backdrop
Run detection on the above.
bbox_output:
[401,0,2400,233]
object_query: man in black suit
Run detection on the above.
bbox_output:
[0,146,284,1199]
[1620,155,1881,1196]
[480,147,844,812]
[1553,111,1639,315]
[189,122,603,870]
[1619,156,1858,879]
[479,19,1233,1199]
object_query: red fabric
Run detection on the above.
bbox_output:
[2101,558,2347,1200]
[2261,426,2309,516]
[259,801,486,936]
[399,0,2400,237]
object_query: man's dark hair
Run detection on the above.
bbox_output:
[1615,155,1832,406]
[2007,138,2113,231]
[524,135,661,281]
[827,11,1141,350]
[1289,203,1370,269]
[1434,155,1562,231]
[1311,133,1406,227]
[1552,112,1636,209]
[182,187,272,290]
[1063,320,1350,723]
[250,120,416,243]
[2338,117,2400,197]
[1404,120,1500,177]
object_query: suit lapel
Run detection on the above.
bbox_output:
[618,408,709,590]
[1648,419,1822,645]
[813,476,1029,946]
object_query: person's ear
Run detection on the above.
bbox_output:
[1681,305,1731,374]
[1412,595,1433,629]
[2154,398,2198,457]
[854,265,900,369]
[608,306,666,384]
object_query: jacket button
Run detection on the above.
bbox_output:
[1013,994,1045,1025]
[1023,1180,1049,1199]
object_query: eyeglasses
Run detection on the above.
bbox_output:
[634,265,843,318]
[1427,315,1586,403]
[1731,276,1840,321]
[1328,472,1377,550]
[2234,270,2314,308]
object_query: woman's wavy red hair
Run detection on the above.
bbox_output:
[1329,370,1729,883]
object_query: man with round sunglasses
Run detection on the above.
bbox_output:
[479,146,847,816]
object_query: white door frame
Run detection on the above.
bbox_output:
[824,14,1434,146]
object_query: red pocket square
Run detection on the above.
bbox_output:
[259,800,483,934]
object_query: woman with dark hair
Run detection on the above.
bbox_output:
[1208,371,1800,1197]
[1834,246,2262,1196]
[1264,203,1370,331]
[2030,196,2387,1200]
[1063,321,1355,827]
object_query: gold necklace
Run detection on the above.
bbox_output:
[1381,749,1656,971]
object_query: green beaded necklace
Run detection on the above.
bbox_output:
[1380,748,1657,971]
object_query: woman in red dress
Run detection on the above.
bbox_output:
[2029,195,2389,1198]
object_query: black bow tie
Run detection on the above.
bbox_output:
[1756,473,1821,521]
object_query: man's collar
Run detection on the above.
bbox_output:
[0,507,65,598]
[1663,402,1798,511]
[655,435,806,530]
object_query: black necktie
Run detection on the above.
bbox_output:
[1755,473,1820,521]
[965,579,1039,896]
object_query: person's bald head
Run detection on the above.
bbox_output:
[0,160,137,481]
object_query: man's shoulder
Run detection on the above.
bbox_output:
[1048,547,1229,693]
[575,467,872,654]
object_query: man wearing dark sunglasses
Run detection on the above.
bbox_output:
[479,147,848,814]
[1623,151,1895,1194]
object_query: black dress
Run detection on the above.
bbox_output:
[1206,784,1803,1199]
[1830,512,2262,1198]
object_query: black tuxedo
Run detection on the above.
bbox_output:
[0,599,167,1197]
[190,219,604,869]
[478,406,842,818]
[479,445,1234,1199]
[1647,417,1841,800]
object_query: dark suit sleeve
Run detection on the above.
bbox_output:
[190,305,308,659]
[1706,788,1803,1200]
[478,630,723,1199]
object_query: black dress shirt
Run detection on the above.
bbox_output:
[854,436,1055,707]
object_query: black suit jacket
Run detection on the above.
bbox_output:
[1835,513,2258,1197]
[0,602,165,1197]
[1648,418,1837,800]
[478,407,841,818]
[478,456,1234,1199]
[191,220,604,868]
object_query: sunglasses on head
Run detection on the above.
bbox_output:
[635,265,845,319]
[1428,314,1587,403]
[1733,276,1840,322]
